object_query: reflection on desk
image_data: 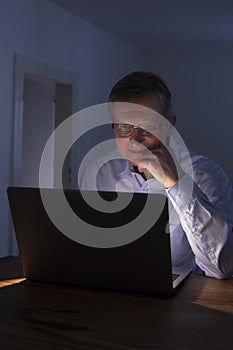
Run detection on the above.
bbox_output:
[0,257,233,350]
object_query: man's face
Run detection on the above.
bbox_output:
[111,95,175,166]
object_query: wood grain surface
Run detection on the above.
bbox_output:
[0,258,232,349]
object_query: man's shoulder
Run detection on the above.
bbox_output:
[189,149,223,173]
[80,147,127,176]
[93,148,127,171]
[188,148,230,187]
[78,148,129,191]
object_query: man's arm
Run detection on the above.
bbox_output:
[166,171,233,279]
[138,142,233,278]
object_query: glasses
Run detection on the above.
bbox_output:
[113,123,162,137]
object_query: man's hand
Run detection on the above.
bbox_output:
[137,143,185,189]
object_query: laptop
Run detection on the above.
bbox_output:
[7,187,191,295]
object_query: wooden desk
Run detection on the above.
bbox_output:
[0,258,233,349]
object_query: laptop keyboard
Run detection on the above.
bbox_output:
[172,273,180,281]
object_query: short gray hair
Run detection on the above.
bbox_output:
[108,71,173,118]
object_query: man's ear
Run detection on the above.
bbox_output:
[165,115,176,145]
[167,114,176,133]
[170,115,176,126]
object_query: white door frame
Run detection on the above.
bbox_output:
[12,53,79,188]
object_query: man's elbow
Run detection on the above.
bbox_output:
[204,265,233,279]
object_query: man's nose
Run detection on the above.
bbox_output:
[130,127,143,142]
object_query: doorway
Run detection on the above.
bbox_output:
[13,54,78,188]
[22,76,56,187]
[21,75,73,188]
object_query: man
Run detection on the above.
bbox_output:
[79,71,233,279]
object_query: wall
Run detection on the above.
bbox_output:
[0,0,141,256]
[142,45,233,182]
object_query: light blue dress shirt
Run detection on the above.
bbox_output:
[78,144,233,279]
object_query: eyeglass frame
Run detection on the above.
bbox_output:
[112,122,163,137]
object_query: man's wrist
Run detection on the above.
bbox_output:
[165,169,186,189]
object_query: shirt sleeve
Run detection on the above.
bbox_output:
[166,171,233,279]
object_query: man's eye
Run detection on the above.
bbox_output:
[119,124,131,131]
[139,124,156,131]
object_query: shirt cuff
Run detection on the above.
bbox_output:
[166,174,205,211]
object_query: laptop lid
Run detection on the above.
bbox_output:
[7,187,190,295]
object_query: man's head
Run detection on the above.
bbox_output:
[108,71,176,166]
[108,71,173,119]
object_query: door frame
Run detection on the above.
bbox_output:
[12,53,79,188]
